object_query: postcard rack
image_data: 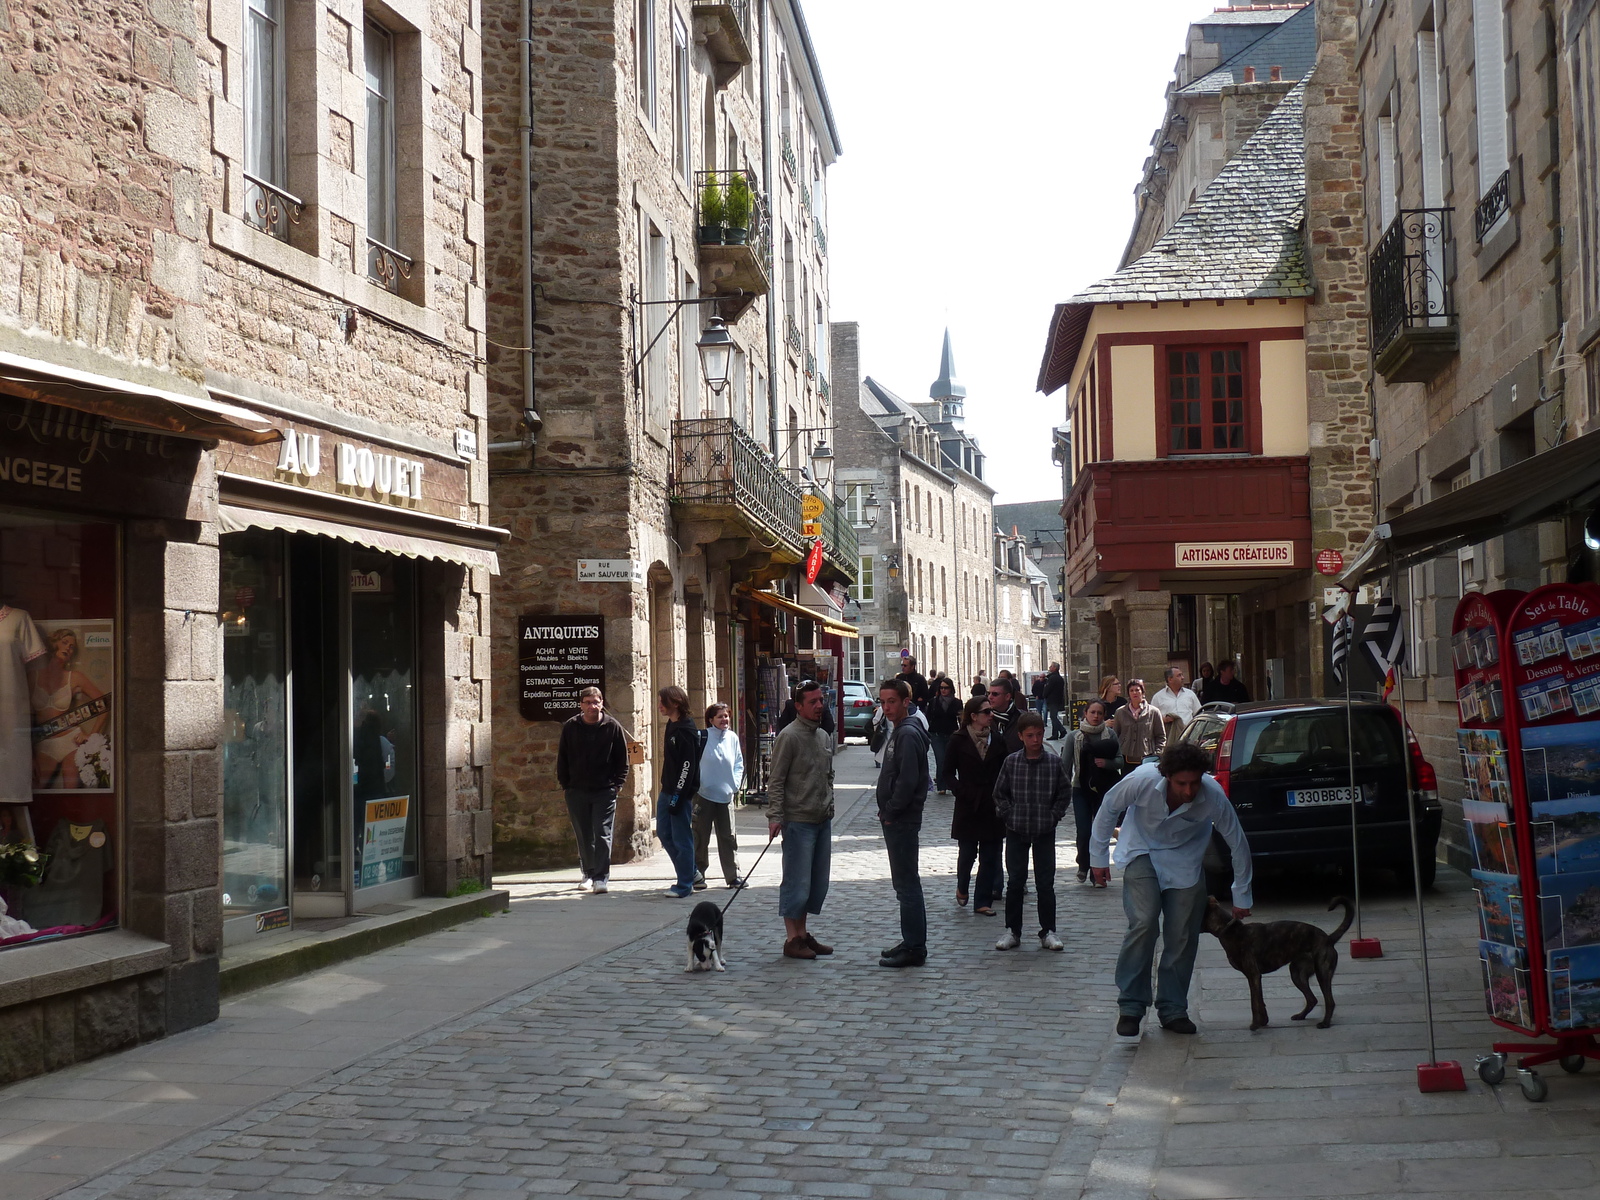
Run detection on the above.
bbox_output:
[1455,584,1600,1101]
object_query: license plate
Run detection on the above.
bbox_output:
[1287,787,1356,807]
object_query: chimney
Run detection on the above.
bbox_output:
[1243,66,1256,83]
[1270,64,1282,81]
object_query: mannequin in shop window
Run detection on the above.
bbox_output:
[30,627,109,791]
[1,606,48,805]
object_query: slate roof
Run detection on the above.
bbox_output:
[1178,2,1317,95]
[994,500,1066,541]
[861,376,913,419]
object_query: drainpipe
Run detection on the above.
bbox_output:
[760,0,779,456]
[490,2,542,454]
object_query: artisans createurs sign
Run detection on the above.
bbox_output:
[1174,541,1295,568]
[518,616,605,721]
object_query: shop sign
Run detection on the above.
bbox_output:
[801,494,825,520]
[1174,541,1295,568]
[804,538,824,584]
[360,796,410,888]
[577,559,643,583]
[1315,548,1345,576]
[802,519,821,537]
[519,615,606,720]
[349,569,384,593]
[254,907,290,934]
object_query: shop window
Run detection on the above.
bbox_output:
[852,554,874,603]
[1,513,120,948]
[350,551,419,891]
[1166,346,1246,454]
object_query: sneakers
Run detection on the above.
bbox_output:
[592,878,608,894]
[1076,869,1088,884]
[995,932,1021,951]
[1160,1015,1198,1034]
[1040,931,1065,951]
[783,936,817,960]
[1116,1015,1142,1038]
[665,885,692,898]
[579,877,593,893]
[692,874,709,892]
[879,944,927,968]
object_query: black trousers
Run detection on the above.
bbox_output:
[1005,829,1057,938]
[956,838,1004,909]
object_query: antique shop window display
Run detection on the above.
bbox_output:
[0,510,119,947]
[350,552,418,892]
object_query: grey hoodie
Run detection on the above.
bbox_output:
[877,717,931,823]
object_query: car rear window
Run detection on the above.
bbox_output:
[1230,710,1401,777]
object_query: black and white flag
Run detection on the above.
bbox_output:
[1361,592,1407,691]
[1330,614,1354,687]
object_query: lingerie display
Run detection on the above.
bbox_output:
[0,606,46,804]
[24,818,110,930]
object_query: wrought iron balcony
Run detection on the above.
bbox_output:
[694,168,770,320]
[805,349,816,379]
[785,314,802,357]
[1474,168,1511,243]
[801,182,813,217]
[781,131,797,177]
[1369,207,1459,384]
[819,373,830,402]
[817,494,859,581]
[690,2,751,89]
[243,171,303,242]
[814,216,828,257]
[672,417,804,560]
[367,238,414,295]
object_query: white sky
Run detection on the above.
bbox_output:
[804,0,1220,507]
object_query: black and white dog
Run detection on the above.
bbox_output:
[685,900,726,972]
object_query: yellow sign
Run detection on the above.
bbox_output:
[801,495,825,520]
[802,520,821,537]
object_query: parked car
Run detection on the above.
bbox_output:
[842,681,875,739]
[1173,699,1443,890]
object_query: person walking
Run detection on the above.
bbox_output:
[947,695,1008,914]
[992,711,1071,952]
[766,680,836,960]
[656,686,701,898]
[554,686,628,895]
[1063,698,1120,884]
[1099,675,1127,717]
[971,674,987,698]
[1111,679,1164,774]
[987,678,1028,755]
[1150,666,1202,743]
[926,677,963,795]
[1200,658,1251,705]
[1090,742,1253,1036]
[896,658,930,706]
[692,702,744,891]
[1043,663,1067,739]
[876,679,931,968]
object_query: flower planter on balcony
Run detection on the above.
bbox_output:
[695,169,769,322]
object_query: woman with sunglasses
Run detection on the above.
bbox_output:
[946,696,1008,914]
[1063,698,1120,884]
[926,677,963,795]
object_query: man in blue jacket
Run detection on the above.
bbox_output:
[877,679,931,968]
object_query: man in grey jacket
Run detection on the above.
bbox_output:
[767,681,836,961]
[877,679,931,968]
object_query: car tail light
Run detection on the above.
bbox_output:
[852,699,871,708]
[1405,724,1439,804]
[1212,717,1237,796]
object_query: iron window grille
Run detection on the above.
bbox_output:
[1474,168,1511,243]
[1369,207,1456,358]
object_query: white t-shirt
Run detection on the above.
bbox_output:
[1,607,47,804]
[1150,684,1202,731]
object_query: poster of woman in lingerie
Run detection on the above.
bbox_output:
[29,620,114,791]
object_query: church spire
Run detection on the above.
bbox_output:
[929,328,966,423]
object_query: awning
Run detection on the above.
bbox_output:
[1340,427,1600,586]
[736,585,860,639]
[0,349,281,445]
[220,504,501,574]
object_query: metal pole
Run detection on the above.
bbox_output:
[1344,601,1363,942]
[1391,563,1439,1067]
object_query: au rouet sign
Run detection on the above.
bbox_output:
[1174,541,1295,568]
[519,615,606,721]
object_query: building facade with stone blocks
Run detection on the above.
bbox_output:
[0,0,498,1082]
[1352,0,1598,865]
[992,526,1052,686]
[1039,1,1372,706]
[482,0,851,870]
[832,323,997,690]
[994,498,1099,705]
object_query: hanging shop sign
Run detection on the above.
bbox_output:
[1174,541,1295,568]
[804,538,824,584]
[519,615,606,721]
[801,494,825,521]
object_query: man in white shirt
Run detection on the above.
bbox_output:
[1149,666,1202,740]
[1090,742,1253,1036]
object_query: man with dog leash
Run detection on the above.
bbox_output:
[1090,741,1253,1036]
[767,680,836,961]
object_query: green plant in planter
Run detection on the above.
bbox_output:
[0,842,47,888]
[724,173,753,245]
[699,177,726,245]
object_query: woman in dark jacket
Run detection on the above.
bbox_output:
[947,696,1009,915]
[925,677,964,795]
[657,685,701,899]
[1064,698,1121,885]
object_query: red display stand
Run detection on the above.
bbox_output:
[1453,584,1600,1101]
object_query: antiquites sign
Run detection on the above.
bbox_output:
[518,615,606,721]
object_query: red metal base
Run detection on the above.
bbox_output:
[1492,1034,1600,1070]
[1417,1061,1466,1092]
[1348,937,1383,958]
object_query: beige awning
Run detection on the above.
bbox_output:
[0,350,281,445]
[219,503,501,574]
[737,585,859,639]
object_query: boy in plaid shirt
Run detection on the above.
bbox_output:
[992,710,1071,952]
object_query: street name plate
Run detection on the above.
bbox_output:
[577,559,643,583]
[519,615,606,721]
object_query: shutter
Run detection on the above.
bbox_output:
[1377,115,1399,228]
[1416,32,1446,208]
[1472,0,1510,193]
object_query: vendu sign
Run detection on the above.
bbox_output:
[1174,541,1295,568]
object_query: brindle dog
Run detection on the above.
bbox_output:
[1202,896,1354,1030]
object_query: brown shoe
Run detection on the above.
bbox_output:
[803,933,834,956]
[783,936,817,960]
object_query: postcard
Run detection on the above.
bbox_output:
[1522,721,1600,808]
[1473,869,1525,946]
[1573,673,1600,718]
[1482,940,1533,1028]
[1463,796,1518,875]
[1548,944,1600,1031]
[1531,796,1600,876]
[1539,869,1600,950]
[1516,621,1562,667]
[1565,617,1600,664]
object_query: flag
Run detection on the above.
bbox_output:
[1361,592,1406,697]
[1330,614,1354,687]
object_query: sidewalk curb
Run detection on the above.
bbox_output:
[1078,1033,1186,1199]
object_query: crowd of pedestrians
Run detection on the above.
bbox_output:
[555,659,1252,1036]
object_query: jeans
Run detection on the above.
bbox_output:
[1072,787,1106,872]
[563,788,617,881]
[882,817,927,950]
[1115,853,1209,1021]
[655,790,696,891]
[956,837,1004,909]
[778,819,831,919]
[930,731,952,790]
[692,798,739,884]
[1005,829,1057,937]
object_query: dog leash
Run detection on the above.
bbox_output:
[718,834,778,917]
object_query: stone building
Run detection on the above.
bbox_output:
[1038,0,1371,702]
[0,0,499,1080]
[992,525,1052,684]
[1345,0,1600,863]
[832,324,997,687]
[483,0,852,868]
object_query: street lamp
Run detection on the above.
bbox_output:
[809,440,834,490]
[695,317,734,395]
